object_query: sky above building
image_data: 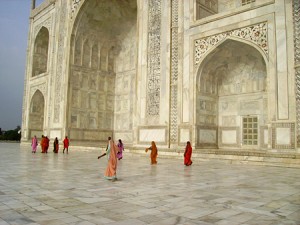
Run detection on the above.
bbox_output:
[0,0,43,131]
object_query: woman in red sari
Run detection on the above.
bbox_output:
[104,140,118,180]
[184,141,193,166]
[145,141,158,165]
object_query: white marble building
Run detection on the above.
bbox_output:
[22,0,300,158]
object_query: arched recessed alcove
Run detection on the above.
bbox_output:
[32,27,49,77]
[29,90,45,138]
[196,39,267,149]
[68,0,137,144]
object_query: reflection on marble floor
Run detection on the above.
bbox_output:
[0,143,299,225]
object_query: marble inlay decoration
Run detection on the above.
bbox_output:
[272,123,295,149]
[170,0,179,143]
[293,0,300,146]
[195,22,268,65]
[293,0,300,65]
[53,1,67,123]
[295,68,300,145]
[71,0,82,19]
[147,0,161,116]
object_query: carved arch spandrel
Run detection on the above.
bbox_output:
[71,0,83,19]
[29,83,47,102]
[195,36,269,80]
[34,17,52,38]
[194,22,269,67]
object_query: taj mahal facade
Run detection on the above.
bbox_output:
[21,0,300,165]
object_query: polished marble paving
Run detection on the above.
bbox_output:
[0,142,299,225]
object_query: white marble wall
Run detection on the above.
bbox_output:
[22,0,298,152]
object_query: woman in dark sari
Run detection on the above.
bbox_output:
[53,137,59,153]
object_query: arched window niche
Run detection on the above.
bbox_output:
[32,27,49,77]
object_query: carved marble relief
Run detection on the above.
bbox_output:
[294,0,300,65]
[272,123,295,149]
[293,0,300,146]
[147,0,161,116]
[296,69,300,145]
[30,83,47,100]
[34,17,52,38]
[71,0,82,19]
[195,23,268,66]
[170,0,179,142]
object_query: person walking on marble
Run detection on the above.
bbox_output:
[45,136,50,153]
[53,137,59,153]
[31,135,38,153]
[63,136,69,154]
[103,139,118,181]
[145,141,158,165]
[184,141,193,166]
[40,135,46,153]
[98,136,111,159]
[117,139,124,160]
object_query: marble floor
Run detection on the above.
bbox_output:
[0,143,299,225]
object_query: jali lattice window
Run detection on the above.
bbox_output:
[242,0,255,6]
[242,116,258,145]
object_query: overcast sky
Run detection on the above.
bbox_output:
[0,0,43,131]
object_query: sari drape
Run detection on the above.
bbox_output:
[104,140,118,180]
[184,142,192,166]
[31,137,38,153]
[117,142,124,160]
[146,141,158,164]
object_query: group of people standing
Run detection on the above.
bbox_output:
[32,134,192,182]
[31,135,70,154]
[145,141,193,166]
[100,138,193,181]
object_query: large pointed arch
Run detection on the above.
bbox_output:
[67,0,138,146]
[28,90,45,138]
[195,38,268,149]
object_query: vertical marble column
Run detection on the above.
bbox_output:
[275,0,289,119]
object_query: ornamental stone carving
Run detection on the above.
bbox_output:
[296,68,300,145]
[71,0,82,19]
[170,0,179,143]
[195,23,268,66]
[293,0,300,146]
[34,17,52,37]
[147,0,162,117]
[30,83,47,100]
[293,0,300,65]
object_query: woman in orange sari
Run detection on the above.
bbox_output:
[40,135,45,153]
[145,141,158,164]
[184,141,193,166]
[104,140,118,180]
